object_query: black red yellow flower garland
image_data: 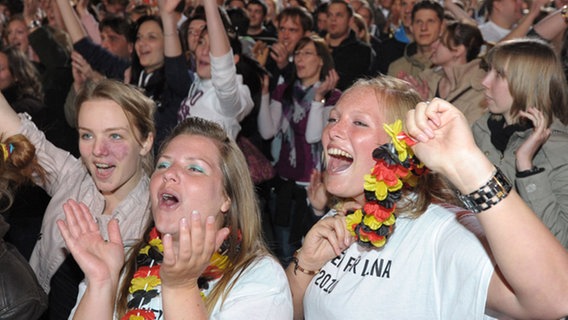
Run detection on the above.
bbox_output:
[345,120,427,248]
[121,227,232,320]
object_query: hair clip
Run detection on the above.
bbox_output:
[1,143,14,161]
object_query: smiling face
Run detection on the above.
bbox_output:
[322,87,389,204]
[294,41,323,86]
[135,20,165,73]
[150,134,231,238]
[78,99,151,199]
[7,19,29,53]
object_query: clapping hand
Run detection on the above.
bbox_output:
[56,200,125,286]
[314,69,339,102]
[160,211,230,289]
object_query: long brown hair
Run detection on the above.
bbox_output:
[117,117,270,316]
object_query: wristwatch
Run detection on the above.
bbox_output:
[457,167,512,214]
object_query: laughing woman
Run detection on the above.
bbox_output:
[287,77,568,319]
[257,35,341,263]
[59,117,292,319]
[0,79,155,319]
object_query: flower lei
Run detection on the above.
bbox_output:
[345,120,428,248]
[121,228,232,320]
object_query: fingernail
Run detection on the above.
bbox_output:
[180,217,187,225]
[417,133,428,143]
[424,128,435,138]
[206,215,215,224]
[192,210,200,220]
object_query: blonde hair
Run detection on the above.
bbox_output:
[338,77,460,218]
[117,117,270,316]
[75,79,156,175]
[485,38,568,126]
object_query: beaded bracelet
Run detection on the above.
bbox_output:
[291,249,320,276]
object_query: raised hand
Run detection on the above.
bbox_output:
[307,169,327,215]
[297,214,354,271]
[314,69,339,102]
[160,211,230,289]
[71,51,104,83]
[405,98,494,193]
[515,107,551,171]
[158,0,182,15]
[253,41,270,67]
[56,200,125,286]
[270,42,290,70]
[398,71,429,100]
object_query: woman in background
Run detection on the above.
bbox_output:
[403,20,486,124]
[258,35,340,264]
[473,38,568,248]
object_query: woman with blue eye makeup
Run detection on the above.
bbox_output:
[0,78,155,319]
[58,117,293,320]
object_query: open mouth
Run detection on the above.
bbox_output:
[94,162,115,176]
[160,192,179,206]
[326,148,353,173]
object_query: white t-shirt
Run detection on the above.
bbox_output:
[71,255,292,320]
[303,204,496,319]
[479,20,511,43]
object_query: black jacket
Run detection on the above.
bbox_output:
[330,30,374,91]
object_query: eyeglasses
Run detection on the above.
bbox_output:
[293,50,318,58]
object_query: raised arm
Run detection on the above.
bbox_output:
[532,6,568,40]
[0,93,23,137]
[55,0,89,44]
[203,0,230,57]
[500,0,549,42]
[159,0,183,58]
[406,98,568,319]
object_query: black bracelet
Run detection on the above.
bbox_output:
[516,166,544,178]
[457,167,512,214]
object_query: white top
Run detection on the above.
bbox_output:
[479,20,511,43]
[178,50,254,140]
[304,204,496,319]
[71,255,293,319]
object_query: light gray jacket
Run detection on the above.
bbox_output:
[473,113,568,249]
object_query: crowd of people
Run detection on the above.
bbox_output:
[0,0,568,318]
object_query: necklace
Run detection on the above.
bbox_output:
[345,120,427,248]
[121,228,232,320]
